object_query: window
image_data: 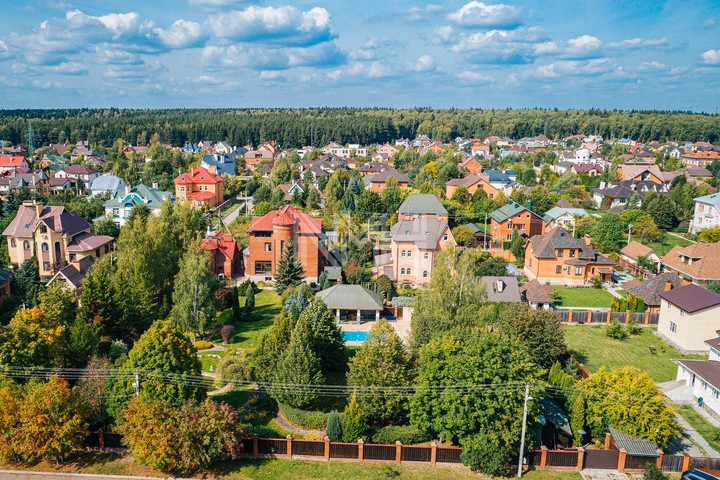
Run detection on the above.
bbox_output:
[506,234,512,240]
[680,309,684,317]
[507,222,513,229]
[556,265,562,274]
[43,262,50,271]
[575,267,582,275]
[69,254,76,262]
[666,301,671,310]
[406,268,412,275]
[105,245,109,253]
[401,250,406,258]
[713,388,719,399]
[569,249,575,258]
[40,225,47,234]
[41,243,49,252]
[557,249,563,257]
[264,243,271,252]
[669,321,677,333]
[23,241,30,250]
[407,251,412,258]
[424,253,429,260]
[526,214,530,218]
[701,380,708,390]
[10,239,16,247]
[112,208,119,215]
[96,248,101,257]
[443,234,448,241]
[255,261,272,274]
[519,224,526,230]
[401,268,406,275]
[423,271,428,278]
[181,186,185,192]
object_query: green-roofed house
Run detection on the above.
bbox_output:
[104,183,174,226]
[489,200,545,242]
[397,193,449,222]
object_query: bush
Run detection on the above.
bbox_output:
[237,280,258,297]
[279,403,328,430]
[215,287,235,309]
[626,319,642,336]
[326,410,343,442]
[590,276,603,289]
[221,325,235,345]
[217,353,254,382]
[194,340,213,351]
[215,308,235,327]
[371,425,431,445]
[643,463,670,480]
[245,424,284,438]
[109,340,128,362]
[606,322,628,340]
[460,432,512,475]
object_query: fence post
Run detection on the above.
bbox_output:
[644,309,650,325]
[358,439,364,463]
[252,434,259,456]
[430,442,437,466]
[539,446,548,470]
[682,453,691,472]
[577,447,585,471]
[656,451,664,469]
[287,435,293,459]
[568,309,573,323]
[617,449,627,473]
[606,310,611,324]
[396,441,402,464]
[604,433,612,450]
[587,310,592,323]
[324,436,330,461]
[625,310,630,324]
[98,429,104,450]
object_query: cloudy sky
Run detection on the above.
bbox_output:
[1,0,719,110]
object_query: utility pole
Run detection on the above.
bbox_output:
[517,383,531,478]
[484,212,488,250]
[132,373,140,397]
[627,223,633,246]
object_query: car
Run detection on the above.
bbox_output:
[682,469,720,480]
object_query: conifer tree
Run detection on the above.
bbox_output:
[273,241,304,295]
[299,297,347,371]
[254,310,295,380]
[326,410,343,442]
[245,283,255,312]
[570,394,586,446]
[270,317,323,409]
[341,391,366,443]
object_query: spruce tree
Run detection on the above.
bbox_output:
[270,317,324,409]
[299,297,347,372]
[273,241,304,295]
[318,271,329,290]
[326,410,343,442]
[245,283,255,312]
[341,391,366,443]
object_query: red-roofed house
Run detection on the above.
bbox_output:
[0,155,28,174]
[201,231,242,279]
[174,166,224,209]
[459,156,483,175]
[245,205,327,282]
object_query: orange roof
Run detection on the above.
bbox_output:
[187,191,216,201]
[248,205,322,235]
[620,241,657,261]
[201,232,240,260]
[662,242,720,281]
[0,155,25,167]
[174,166,223,185]
[682,151,720,160]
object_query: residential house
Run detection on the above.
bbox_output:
[316,284,384,324]
[201,231,243,279]
[571,163,604,176]
[681,151,720,168]
[657,283,720,353]
[0,268,12,306]
[397,194,449,222]
[39,154,68,172]
[245,205,327,282]
[55,165,100,187]
[689,193,720,234]
[490,200,545,241]
[481,276,521,303]
[358,162,389,176]
[213,141,233,154]
[277,181,324,204]
[674,338,720,420]
[201,153,236,176]
[90,175,126,198]
[661,242,720,286]
[364,167,409,193]
[0,170,50,196]
[104,183,173,226]
[326,143,368,158]
[46,256,95,291]
[543,206,589,231]
[520,279,555,310]
[459,156,483,174]
[623,272,683,313]
[446,174,497,199]
[524,227,615,286]
[592,180,669,209]
[244,149,274,172]
[2,201,114,278]
[49,177,75,194]
[0,155,28,174]
[376,143,399,157]
[619,241,661,277]
[174,166,224,209]
[617,164,665,184]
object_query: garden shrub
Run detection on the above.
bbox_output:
[194,340,213,351]
[606,322,628,340]
[371,425,431,445]
[221,325,235,344]
[217,353,254,381]
[279,403,328,430]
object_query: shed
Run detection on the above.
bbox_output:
[608,426,660,457]
[316,284,384,324]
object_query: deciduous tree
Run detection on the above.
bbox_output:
[171,241,215,340]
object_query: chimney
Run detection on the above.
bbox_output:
[125,186,130,195]
[599,181,606,189]
[584,234,592,246]
[526,201,532,211]
[664,282,673,291]
[496,278,505,293]
[208,164,218,175]
[152,181,159,190]
[35,201,44,218]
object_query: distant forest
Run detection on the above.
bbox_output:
[0,108,718,149]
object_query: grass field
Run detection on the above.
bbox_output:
[675,404,720,454]
[553,287,615,308]
[212,289,282,351]
[563,325,703,382]
[640,233,694,256]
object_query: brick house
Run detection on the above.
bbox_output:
[524,227,614,286]
[619,241,661,278]
[658,284,720,353]
[490,200,545,241]
[245,205,327,282]
[201,231,243,279]
[459,156,483,175]
[364,167,409,193]
[174,166,224,209]
[2,201,114,278]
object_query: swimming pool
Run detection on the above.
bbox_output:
[342,331,369,342]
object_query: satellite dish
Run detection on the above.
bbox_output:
[578,429,587,436]
[538,415,546,426]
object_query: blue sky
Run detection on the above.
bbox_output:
[0,0,719,110]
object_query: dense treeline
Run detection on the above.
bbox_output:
[0,108,718,148]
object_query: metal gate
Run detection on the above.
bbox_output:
[584,449,619,469]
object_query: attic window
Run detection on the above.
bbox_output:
[560,232,565,237]
[405,230,410,235]
[425,231,429,235]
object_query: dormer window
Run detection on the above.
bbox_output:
[40,225,47,234]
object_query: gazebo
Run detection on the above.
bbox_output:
[316,284,384,324]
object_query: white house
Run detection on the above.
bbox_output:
[103,183,173,226]
[55,165,100,185]
[689,192,720,234]
[675,337,720,421]
[657,283,720,354]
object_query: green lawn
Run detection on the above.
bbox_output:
[212,289,282,351]
[199,355,219,373]
[640,233,694,256]
[675,404,720,454]
[563,325,704,382]
[553,287,615,308]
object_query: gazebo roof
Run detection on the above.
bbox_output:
[316,284,384,311]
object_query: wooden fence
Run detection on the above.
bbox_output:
[555,309,659,325]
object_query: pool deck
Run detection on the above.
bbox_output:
[338,316,411,345]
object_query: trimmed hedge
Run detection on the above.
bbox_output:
[279,403,328,430]
[371,425,431,445]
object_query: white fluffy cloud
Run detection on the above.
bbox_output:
[206,6,333,46]
[534,35,602,59]
[451,27,547,64]
[607,37,670,50]
[407,55,436,72]
[457,70,495,84]
[701,49,720,65]
[447,1,523,29]
[155,19,206,49]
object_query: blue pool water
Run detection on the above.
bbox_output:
[342,331,369,342]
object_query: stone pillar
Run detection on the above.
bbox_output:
[324,436,330,461]
[604,433,612,450]
[577,447,585,471]
[430,442,437,466]
[625,310,630,324]
[358,439,364,463]
[539,446,548,470]
[656,451,664,469]
[253,434,259,455]
[98,429,104,450]
[396,441,402,464]
[606,310,611,324]
[336,309,341,324]
[287,435,293,459]
[645,309,650,325]
[568,309,573,323]
[682,453,691,472]
[357,309,362,325]
[375,310,380,321]
[617,449,627,473]
[587,310,592,323]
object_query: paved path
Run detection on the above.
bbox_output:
[667,231,696,244]
[604,285,625,299]
[223,197,251,225]
[674,413,720,457]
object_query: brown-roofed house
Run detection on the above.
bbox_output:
[520,279,555,310]
[661,242,720,286]
[617,163,665,184]
[619,241,661,278]
[201,231,243,279]
[624,272,683,313]
[364,167,409,193]
[657,283,720,353]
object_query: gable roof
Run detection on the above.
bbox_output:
[659,283,720,313]
[0,155,26,167]
[490,200,539,223]
[201,231,241,261]
[608,426,659,457]
[174,166,223,185]
[519,279,554,304]
[58,164,99,175]
[620,241,657,261]
[66,232,114,252]
[624,272,683,307]
[619,164,664,182]
[694,192,720,209]
[398,194,448,216]
[390,217,450,249]
[248,205,322,235]
[543,207,589,223]
[674,359,720,394]
[316,284,384,311]
[91,175,125,192]
[2,204,91,239]
[104,183,172,209]
[662,243,720,281]
[527,227,614,264]
[367,167,409,184]
[48,256,95,289]
[481,276,521,302]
